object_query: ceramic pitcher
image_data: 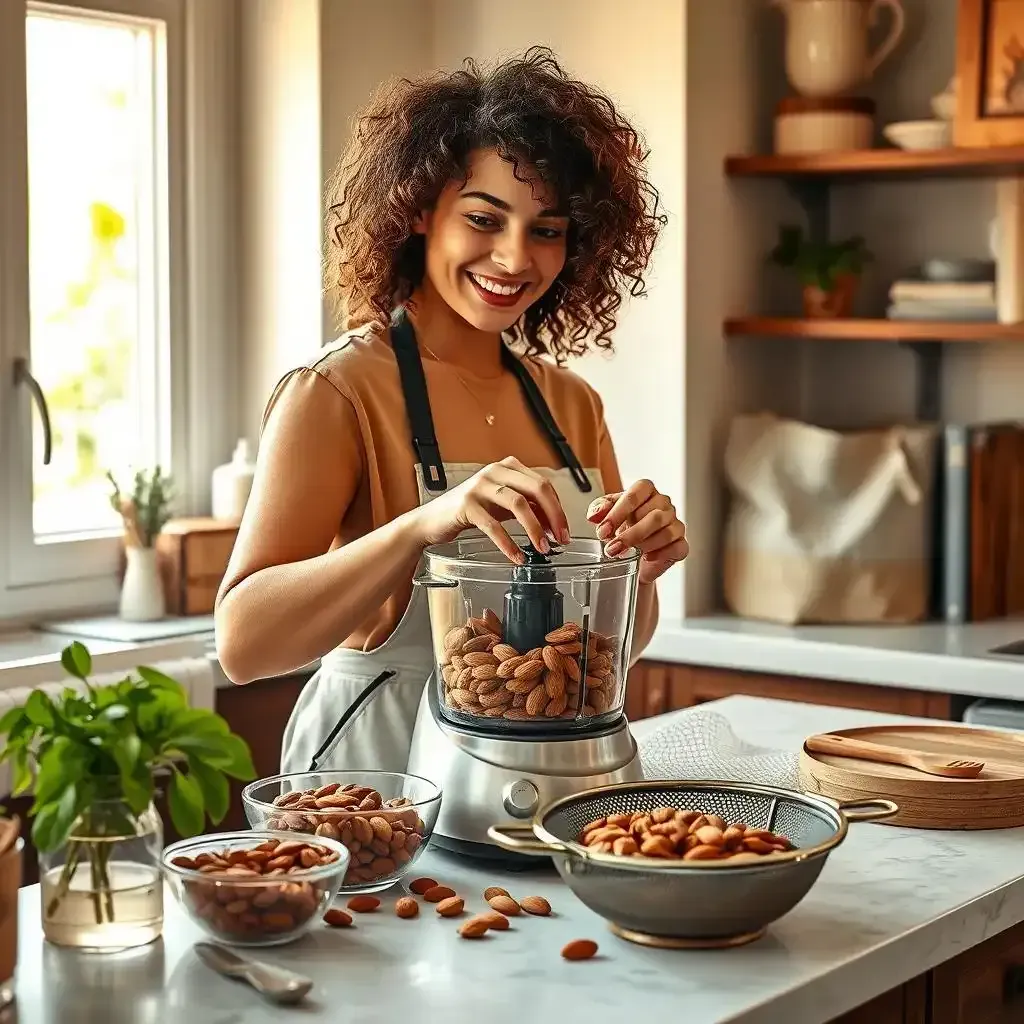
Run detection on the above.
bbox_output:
[772,0,906,98]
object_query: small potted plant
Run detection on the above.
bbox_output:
[108,467,173,621]
[0,642,256,951]
[768,224,873,318]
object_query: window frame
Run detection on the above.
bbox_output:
[0,0,239,625]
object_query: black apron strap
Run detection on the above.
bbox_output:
[389,306,593,495]
[501,346,593,493]
[390,308,447,492]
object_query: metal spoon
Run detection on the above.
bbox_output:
[194,941,314,1005]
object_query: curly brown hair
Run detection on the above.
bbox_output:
[323,46,665,362]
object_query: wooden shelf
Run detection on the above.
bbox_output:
[723,317,1024,342]
[724,146,1024,181]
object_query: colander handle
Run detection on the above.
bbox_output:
[487,823,568,856]
[836,798,900,822]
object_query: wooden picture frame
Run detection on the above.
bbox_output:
[955,0,1024,147]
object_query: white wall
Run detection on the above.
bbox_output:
[238,0,324,438]
[431,0,688,622]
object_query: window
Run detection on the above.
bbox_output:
[0,0,234,621]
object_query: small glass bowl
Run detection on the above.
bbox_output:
[161,830,350,947]
[241,771,442,894]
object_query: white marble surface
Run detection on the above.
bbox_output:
[646,615,1024,700]
[9,696,1024,1024]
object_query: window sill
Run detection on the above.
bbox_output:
[0,628,217,691]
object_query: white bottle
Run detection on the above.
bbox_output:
[211,439,256,521]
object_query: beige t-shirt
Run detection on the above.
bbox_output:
[261,327,625,650]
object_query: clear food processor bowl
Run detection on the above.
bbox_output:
[414,536,641,734]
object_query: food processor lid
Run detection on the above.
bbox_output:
[420,534,641,585]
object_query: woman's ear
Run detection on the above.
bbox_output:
[411,210,430,235]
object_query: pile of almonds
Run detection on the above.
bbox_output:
[264,782,427,888]
[439,611,621,722]
[578,807,793,862]
[173,838,340,941]
[322,876,597,961]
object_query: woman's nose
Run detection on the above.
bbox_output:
[491,231,532,276]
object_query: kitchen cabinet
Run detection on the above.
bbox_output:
[829,977,927,1023]
[625,660,953,723]
[931,919,1024,1024]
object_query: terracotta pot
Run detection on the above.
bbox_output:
[802,273,858,318]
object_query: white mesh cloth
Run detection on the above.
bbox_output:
[636,706,802,789]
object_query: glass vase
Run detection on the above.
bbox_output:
[39,799,164,951]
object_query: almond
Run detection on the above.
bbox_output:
[443,625,471,652]
[487,894,521,916]
[463,651,498,667]
[496,655,526,679]
[483,886,510,900]
[491,643,518,661]
[525,684,548,717]
[423,885,457,903]
[513,659,544,681]
[483,910,510,930]
[561,938,598,961]
[520,895,551,916]
[323,908,353,928]
[458,916,491,938]
[435,896,465,917]
[554,641,582,655]
[541,645,562,672]
[545,623,580,644]
[346,895,381,913]
[545,694,568,717]
[684,844,724,861]
[395,897,419,919]
[544,667,566,700]
[562,656,581,683]
[462,633,497,653]
[482,608,503,633]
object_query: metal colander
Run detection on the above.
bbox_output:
[489,780,897,949]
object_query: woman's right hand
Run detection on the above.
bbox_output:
[408,456,571,563]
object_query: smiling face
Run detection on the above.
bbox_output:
[414,148,570,334]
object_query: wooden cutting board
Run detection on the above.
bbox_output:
[798,724,1024,829]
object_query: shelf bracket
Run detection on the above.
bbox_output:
[901,341,943,422]
[785,178,831,244]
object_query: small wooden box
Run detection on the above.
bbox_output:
[157,517,239,616]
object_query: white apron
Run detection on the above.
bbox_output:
[279,307,603,775]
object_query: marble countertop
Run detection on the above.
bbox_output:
[646,615,1024,701]
[9,696,1024,1024]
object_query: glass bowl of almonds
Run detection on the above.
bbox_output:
[162,830,350,947]
[241,771,442,894]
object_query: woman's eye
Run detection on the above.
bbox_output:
[465,214,497,229]
[533,227,565,240]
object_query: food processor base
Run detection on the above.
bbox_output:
[407,682,643,866]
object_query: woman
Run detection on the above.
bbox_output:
[214,47,689,775]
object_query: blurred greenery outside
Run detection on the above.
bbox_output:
[27,13,154,538]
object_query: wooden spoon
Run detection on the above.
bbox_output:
[805,733,985,779]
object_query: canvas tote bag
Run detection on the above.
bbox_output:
[722,413,939,625]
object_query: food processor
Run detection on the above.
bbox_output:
[406,535,645,863]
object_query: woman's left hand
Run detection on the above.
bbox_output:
[587,480,688,585]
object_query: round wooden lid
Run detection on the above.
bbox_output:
[777,96,876,116]
[799,723,1024,830]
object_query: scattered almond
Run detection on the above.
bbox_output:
[487,894,521,916]
[435,896,465,918]
[395,897,419,919]
[520,895,551,916]
[483,885,510,901]
[423,885,457,903]
[561,938,599,961]
[483,911,510,930]
[323,908,353,928]
[458,916,491,939]
[346,895,381,913]
[409,876,437,895]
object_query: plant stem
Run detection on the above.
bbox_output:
[45,840,83,919]
[88,842,105,923]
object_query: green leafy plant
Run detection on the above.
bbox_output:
[107,466,173,547]
[0,642,256,922]
[768,224,873,292]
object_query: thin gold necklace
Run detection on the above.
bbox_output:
[420,341,500,427]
